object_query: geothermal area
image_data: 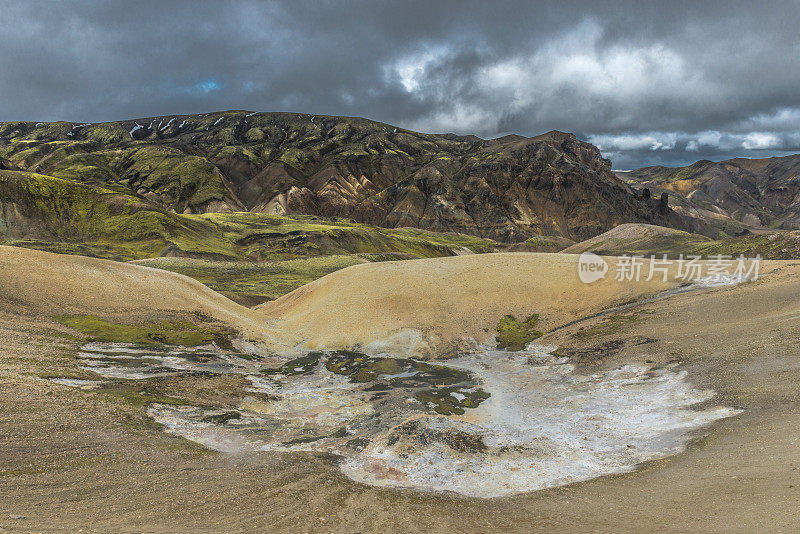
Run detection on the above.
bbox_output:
[3,246,798,532]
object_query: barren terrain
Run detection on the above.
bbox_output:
[1,247,798,532]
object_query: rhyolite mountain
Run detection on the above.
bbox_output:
[0,110,682,242]
[618,154,800,234]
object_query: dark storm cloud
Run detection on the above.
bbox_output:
[2,0,800,168]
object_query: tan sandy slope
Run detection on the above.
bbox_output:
[0,245,280,343]
[258,252,695,356]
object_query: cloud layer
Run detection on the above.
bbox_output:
[1,1,800,168]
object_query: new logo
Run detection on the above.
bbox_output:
[578,252,608,284]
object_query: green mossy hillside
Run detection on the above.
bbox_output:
[0,111,478,216]
[0,170,498,262]
[0,169,502,302]
[0,111,685,243]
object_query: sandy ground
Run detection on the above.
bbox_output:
[1,247,799,532]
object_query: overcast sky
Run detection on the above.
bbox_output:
[2,0,800,168]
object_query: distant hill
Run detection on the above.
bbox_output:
[618,154,800,235]
[0,111,683,242]
[565,222,800,259]
[563,223,712,256]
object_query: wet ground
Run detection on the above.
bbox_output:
[50,339,740,498]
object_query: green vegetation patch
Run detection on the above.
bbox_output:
[57,315,234,347]
[261,352,323,376]
[414,387,491,416]
[525,236,558,248]
[496,314,543,350]
[689,232,800,260]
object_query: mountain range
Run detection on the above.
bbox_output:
[618,155,800,234]
[0,111,681,243]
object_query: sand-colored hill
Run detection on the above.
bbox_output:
[0,245,281,343]
[257,252,688,356]
[2,246,696,357]
[562,223,712,256]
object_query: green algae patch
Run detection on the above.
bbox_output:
[386,419,488,453]
[325,351,403,382]
[324,350,471,385]
[56,315,233,347]
[414,387,491,416]
[320,350,492,414]
[261,352,323,376]
[496,314,543,350]
[258,348,493,416]
[283,435,327,446]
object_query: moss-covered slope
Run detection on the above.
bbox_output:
[0,111,684,242]
[0,169,497,262]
